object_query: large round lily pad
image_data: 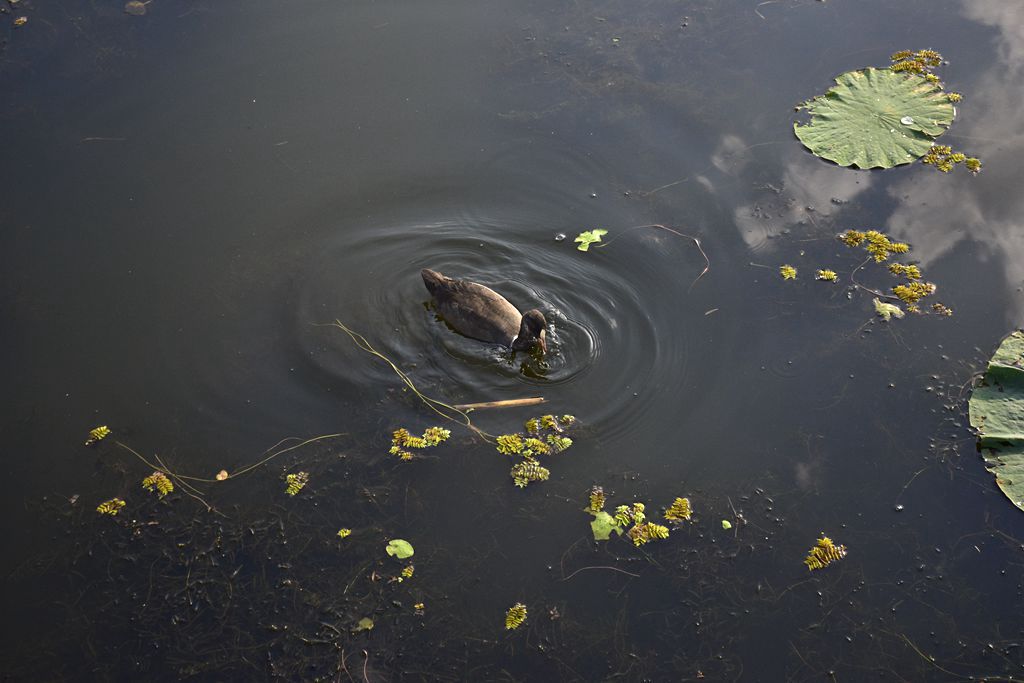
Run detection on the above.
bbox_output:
[969,331,1024,512]
[794,68,955,169]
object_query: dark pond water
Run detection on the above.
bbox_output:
[3,0,1024,680]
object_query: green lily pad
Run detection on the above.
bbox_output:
[969,331,1024,512]
[794,68,955,169]
[589,511,623,541]
[385,539,415,559]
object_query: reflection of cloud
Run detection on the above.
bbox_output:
[964,0,1024,69]
[732,145,873,249]
[884,1,1024,322]
[711,134,751,174]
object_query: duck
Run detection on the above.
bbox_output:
[421,268,547,354]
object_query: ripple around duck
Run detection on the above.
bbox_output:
[290,203,709,443]
[161,138,719,442]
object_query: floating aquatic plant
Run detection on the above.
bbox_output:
[892,281,937,311]
[586,495,671,545]
[285,471,309,496]
[815,269,838,282]
[838,230,949,315]
[497,414,576,487]
[390,426,451,460]
[511,459,550,488]
[888,263,922,280]
[96,498,125,516]
[85,425,111,446]
[839,230,908,262]
[354,617,374,632]
[969,331,1024,512]
[664,497,692,522]
[628,522,670,547]
[873,298,905,321]
[794,49,981,171]
[780,265,797,280]
[721,519,733,530]
[505,603,527,630]
[523,437,551,456]
[615,502,646,527]
[496,434,524,455]
[888,49,941,75]
[141,471,174,498]
[337,528,352,539]
[546,434,573,452]
[932,303,953,316]
[804,535,848,571]
[921,144,981,174]
[414,602,425,615]
[394,565,415,583]
[385,539,415,559]
[574,229,607,252]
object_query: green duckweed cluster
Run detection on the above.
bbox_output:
[390,426,451,461]
[505,602,527,630]
[141,471,174,498]
[664,497,693,522]
[838,230,950,314]
[586,487,672,547]
[85,425,111,446]
[96,497,126,516]
[921,144,981,174]
[285,471,309,496]
[803,534,848,571]
[497,414,575,488]
[887,51,980,174]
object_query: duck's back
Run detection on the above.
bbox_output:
[421,269,521,345]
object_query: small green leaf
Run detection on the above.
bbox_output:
[873,297,905,321]
[721,520,733,530]
[574,229,608,252]
[590,511,624,541]
[386,539,415,559]
[354,617,375,632]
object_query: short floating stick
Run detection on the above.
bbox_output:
[452,397,546,411]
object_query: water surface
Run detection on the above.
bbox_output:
[3,0,1024,679]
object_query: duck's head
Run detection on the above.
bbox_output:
[512,309,547,354]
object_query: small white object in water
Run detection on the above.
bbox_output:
[554,233,566,242]
[900,116,915,126]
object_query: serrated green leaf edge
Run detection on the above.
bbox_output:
[969,331,1024,512]
[794,68,955,169]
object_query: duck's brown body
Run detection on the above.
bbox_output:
[421,269,546,353]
